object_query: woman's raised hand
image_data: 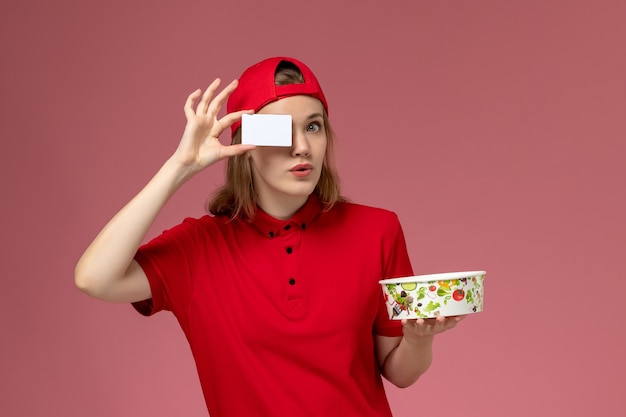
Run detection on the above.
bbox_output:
[172,78,255,174]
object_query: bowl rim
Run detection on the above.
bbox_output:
[379,270,486,284]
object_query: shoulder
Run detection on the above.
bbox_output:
[182,214,224,228]
[152,214,229,242]
[333,201,400,223]
[319,201,403,236]
[140,215,242,257]
[163,215,219,233]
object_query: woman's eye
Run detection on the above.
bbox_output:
[307,122,322,132]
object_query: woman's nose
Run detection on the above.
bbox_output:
[291,130,310,157]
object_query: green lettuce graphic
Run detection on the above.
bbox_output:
[424,301,441,312]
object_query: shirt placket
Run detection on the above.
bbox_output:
[280,222,305,318]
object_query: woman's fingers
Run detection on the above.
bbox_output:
[218,109,254,131]
[196,79,222,116]
[184,89,202,119]
[219,143,257,159]
[206,79,239,117]
[179,79,255,165]
[404,315,466,336]
[186,79,242,131]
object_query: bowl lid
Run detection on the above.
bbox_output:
[379,270,486,284]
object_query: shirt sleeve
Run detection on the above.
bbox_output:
[373,212,414,337]
[131,218,202,318]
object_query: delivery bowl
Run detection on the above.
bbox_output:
[379,271,485,319]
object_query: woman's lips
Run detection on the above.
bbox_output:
[290,164,313,177]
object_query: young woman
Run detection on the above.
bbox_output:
[75,57,464,416]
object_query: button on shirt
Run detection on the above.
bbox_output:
[133,194,413,417]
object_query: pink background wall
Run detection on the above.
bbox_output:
[2,0,625,415]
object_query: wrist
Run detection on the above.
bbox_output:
[162,156,200,186]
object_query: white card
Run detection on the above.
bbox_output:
[241,114,292,147]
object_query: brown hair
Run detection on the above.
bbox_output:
[207,61,344,219]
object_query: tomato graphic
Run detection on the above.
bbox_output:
[453,289,465,301]
[429,285,437,292]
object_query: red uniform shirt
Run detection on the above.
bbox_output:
[133,195,413,416]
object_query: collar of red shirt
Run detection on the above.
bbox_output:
[249,194,323,239]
